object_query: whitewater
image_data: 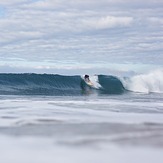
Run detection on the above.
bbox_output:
[0,69,163,163]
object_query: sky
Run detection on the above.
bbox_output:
[0,0,163,74]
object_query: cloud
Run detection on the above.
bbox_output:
[0,0,28,5]
[0,3,134,46]
[148,17,163,26]
[0,0,163,73]
[82,16,133,30]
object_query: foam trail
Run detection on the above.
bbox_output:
[123,69,163,93]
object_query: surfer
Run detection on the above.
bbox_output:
[84,75,90,82]
[84,75,94,87]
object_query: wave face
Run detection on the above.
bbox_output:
[0,74,82,96]
[0,74,125,96]
[98,75,125,94]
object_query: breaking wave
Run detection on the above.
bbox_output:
[0,70,162,96]
[123,69,163,94]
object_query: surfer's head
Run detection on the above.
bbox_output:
[84,75,89,79]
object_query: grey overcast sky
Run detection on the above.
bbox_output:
[0,0,163,73]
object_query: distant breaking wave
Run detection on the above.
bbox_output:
[0,71,162,96]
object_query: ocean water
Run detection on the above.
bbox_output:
[0,0,163,162]
[0,71,163,163]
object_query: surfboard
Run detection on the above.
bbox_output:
[84,79,94,87]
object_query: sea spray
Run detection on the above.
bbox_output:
[123,69,163,93]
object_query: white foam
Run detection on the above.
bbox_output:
[123,69,163,93]
[89,75,102,89]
